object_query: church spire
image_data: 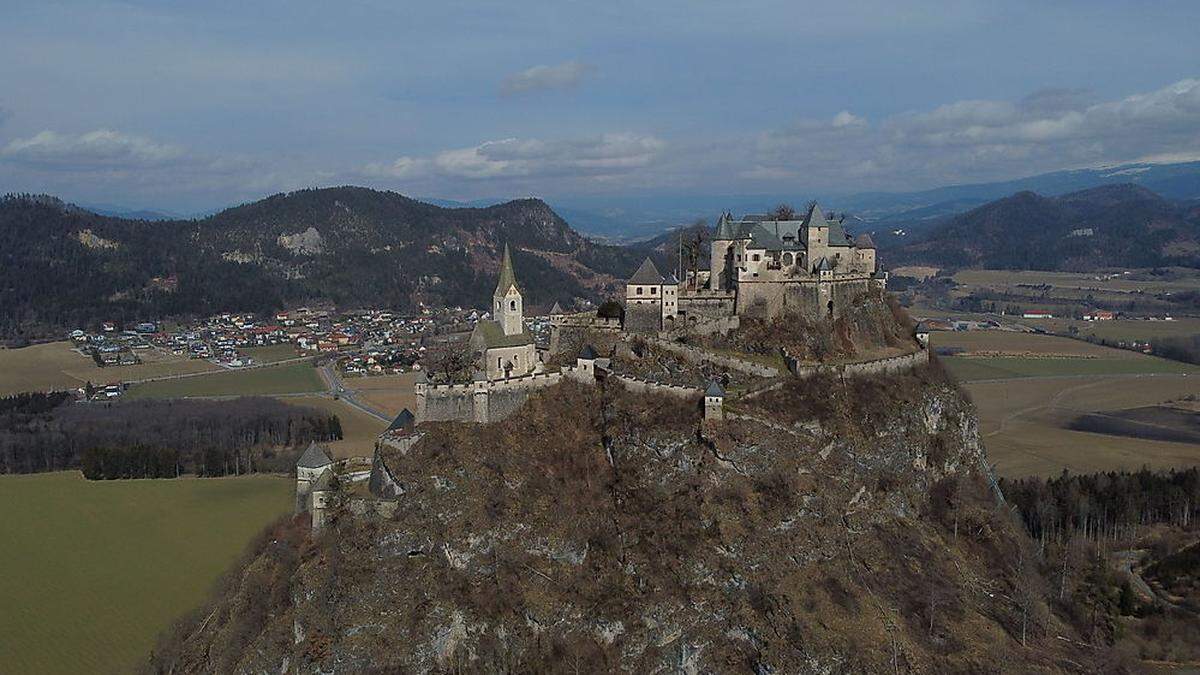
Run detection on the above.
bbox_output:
[494,243,519,298]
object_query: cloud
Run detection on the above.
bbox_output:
[751,78,1200,189]
[365,132,665,182]
[499,61,596,97]
[1,129,183,169]
[0,105,10,127]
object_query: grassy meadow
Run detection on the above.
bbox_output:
[0,472,292,674]
[0,341,219,396]
[125,361,325,399]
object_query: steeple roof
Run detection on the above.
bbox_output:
[297,442,333,469]
[715,212,736,240]
[814,256,832,272]
[494,244,520,297]
[803,203,828,229]
[705,380,725,398]
[628,257,665,285]
[549,301,564,315]
[387,408,415,432]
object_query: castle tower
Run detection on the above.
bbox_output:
[710,212,735,290]
[493,244,524,336]
[704,381,725,422]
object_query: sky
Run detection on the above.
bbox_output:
[1,0,1199,213]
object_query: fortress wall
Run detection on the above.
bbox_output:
[677,292,736,320]
[608,373,702,400]
[643,336,780,378]
[738,277,875,320]
[420,385,476,422]
[665,314,740,337]
[786,348,929,379]
[549,315,621,353]
[624,302,662,334]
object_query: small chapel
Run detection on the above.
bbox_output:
[468,244,539,380]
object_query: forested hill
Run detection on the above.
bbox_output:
[0,188,656,342]
[883,184,1200,271]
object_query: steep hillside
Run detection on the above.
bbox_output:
[147,370,1105,673]
[0,189,654,342]
[884,185,1200,271]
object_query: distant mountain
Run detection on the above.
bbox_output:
[0,188,657,342]
[884,184,1200,271]
[541,161,1200,242]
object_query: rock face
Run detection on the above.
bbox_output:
[147,367,1094,673]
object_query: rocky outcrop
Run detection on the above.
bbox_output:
[147,368,1096,673]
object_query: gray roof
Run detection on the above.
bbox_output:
[628,258,665,285]
[494,244,520,297]
[715,212,736,240]
[297,442,333,469]
[387,408,415,432]
[747,225,785,251]
[705,381,725,397]
[549,301,564,314]
[814,256,832,272]
[579,344,598,360]
[854,233,876,249]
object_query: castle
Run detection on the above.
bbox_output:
[625,202,885,333]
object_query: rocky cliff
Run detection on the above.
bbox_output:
[146,366,1098,673]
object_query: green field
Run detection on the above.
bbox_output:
[241,343,300,364]
[0,472,292,674]
[942,355,1199,382]
[126,361,325,399]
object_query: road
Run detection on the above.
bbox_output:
[318,364,393,423]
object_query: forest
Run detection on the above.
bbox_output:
[1000,468,1199,545]
[0,392,342,478]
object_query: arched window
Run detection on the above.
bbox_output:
[509,300,516,310]
[782,252,794,266]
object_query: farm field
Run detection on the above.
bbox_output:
[0,341,218,396]
[930,330,1144,358]
[285,395,388,458]
[1020,316,1200,342]
[349,372,419,418]
[952,268,1200,293]
[125,361,325,399]
[241,343,301,364]
[965,374,1200,479]
[0,472,292,675]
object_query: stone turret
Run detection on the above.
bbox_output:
[704,381,725,421]
[296,442,334,513]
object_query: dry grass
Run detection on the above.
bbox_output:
[0,341,219,396]
[967,374,1200,479]
[284,396,388,459]
[952,268,1200,293]
[931,330,1145,358]
[347,372,418,418]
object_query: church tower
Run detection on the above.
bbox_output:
[493,244,524,336]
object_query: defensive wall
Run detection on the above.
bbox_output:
[785,348,929,379]
[736,275,881,320]
[607,373,703,400]
[549,314,621,353]
[415,366,593,424]
[641,336,781,378]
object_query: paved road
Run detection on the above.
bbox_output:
[318,365,393,423]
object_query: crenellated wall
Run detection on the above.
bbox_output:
[607,373,702,400]
[415,367,593,424]
[641,336,781,378]
[785,348,929,379]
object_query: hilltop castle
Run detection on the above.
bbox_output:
[625,202,885,332]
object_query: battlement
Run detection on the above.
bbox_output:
[415,365,592,424]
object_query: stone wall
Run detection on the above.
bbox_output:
[677,290,736,320]
[643,336,781,378]
[736,276,874,320]
[548,315,621,353]
[608,373,702,400]
[415,368,591,424]
[785,348,929,380]
[624,302,662,334]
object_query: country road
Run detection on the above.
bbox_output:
[318,365,393,423]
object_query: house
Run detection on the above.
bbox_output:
[295,442,334,517]
[1022,311,1054,319]
[1083,310,1115,321]
[624,258,679,333]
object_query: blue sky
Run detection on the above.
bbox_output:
[1,0,1199,212]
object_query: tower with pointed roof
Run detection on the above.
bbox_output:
[493,244,524,337]
[470,244,539,380]
[625,257,678,333]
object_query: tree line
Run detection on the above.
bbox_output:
[1000,468,1199,547]
[0,392,343,478]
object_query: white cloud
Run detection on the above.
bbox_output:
[364,132,665,182]
[752,78,1200,190]
[500,61,596,97]
[1,129,183,168]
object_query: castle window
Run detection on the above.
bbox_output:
[510,300,516,310]
[650,287,657,295]
[752,254,760,262]
[636,287,643,295]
